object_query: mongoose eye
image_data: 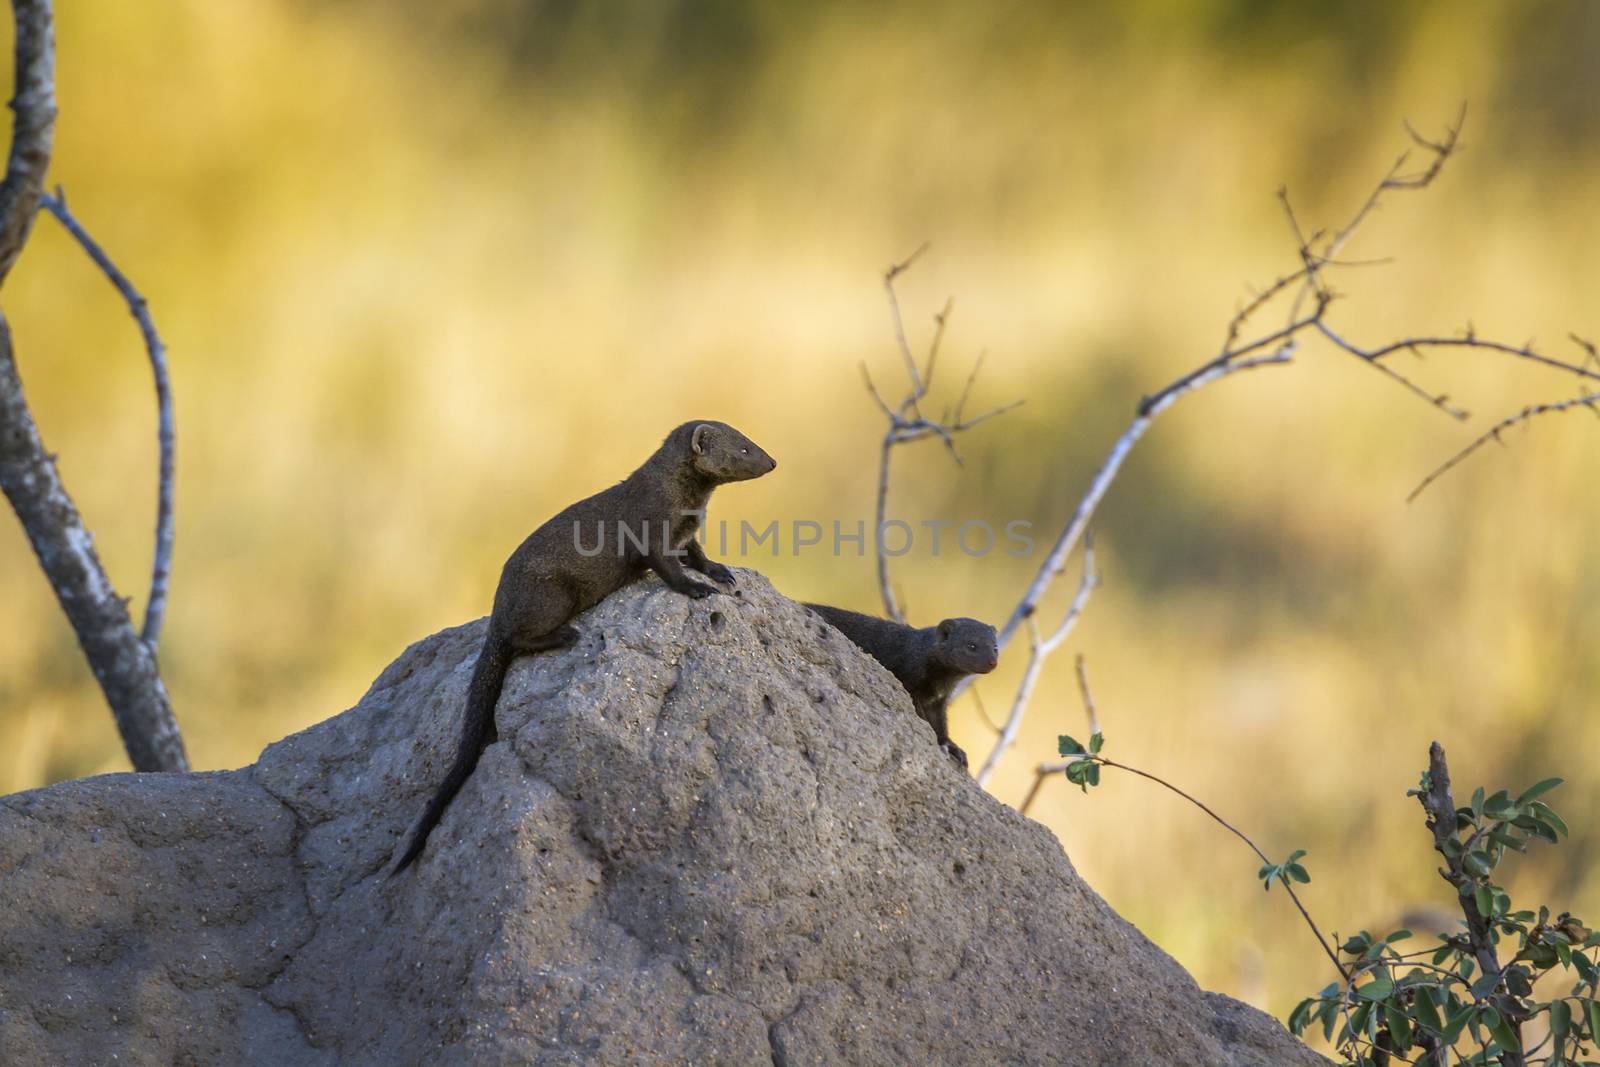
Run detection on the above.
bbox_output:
[741,447,749,454]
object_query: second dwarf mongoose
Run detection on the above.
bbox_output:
[805,604,998,770]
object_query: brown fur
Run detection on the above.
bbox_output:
[392,421,776,873]
[805,604,998,770]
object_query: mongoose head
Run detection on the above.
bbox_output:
[933,617,999,675]
[678,420,778,483]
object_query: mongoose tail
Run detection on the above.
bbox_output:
[390,632,514,875]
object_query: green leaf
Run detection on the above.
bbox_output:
[1505,966,1533,998]
[1088,732,1104,754]
[1517,777,1564,805]
[1287,997,1314,1035]
[1384,1000,1413,1050]
[1482,1005,1520,1052]
[1483,790,1515,820]
[1464,851,1493,878]
[1588,1000,1600,1046]
[1443,1002,1475,1042]
[1058,735,1084,757]
[1287,863,1310,884]
[1350,999,1373,1041]
[1413,989,1444,1035]
[1475,885,1496,917]
[1343,933,1372,955]
[1532,800,1570,837]
[1471,786,1486,819]
[1471,969,1501,999]
[1552,998,1573,1040]
[1358,977,1393,1001]
[1384,929,1413,944]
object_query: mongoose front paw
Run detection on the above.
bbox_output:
[684,582,720,599]
[942,740,969,771]
[704,562,736,586]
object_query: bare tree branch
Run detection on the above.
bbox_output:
[976,534,1098,787]
[0,0,53,286]
[40,187,176,648]
[973,112,1578,686]
[0,0,188,772]
[1409,389,1600,503]
[0,320,188,771]
[866,249,1023,620]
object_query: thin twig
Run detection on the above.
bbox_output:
[866,247,1022,620]
[1319,323,1600,387]
[884,243,931,399]
[1074,654,1100,738]
[976,534,1098,787]
[1040,751,1349,981]
[1019,653,1100,817]
[40,188,176,649]
[1409,391,1600,503]
[969,684,1003,736]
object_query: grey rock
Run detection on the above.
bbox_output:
[0,571,1328,1066]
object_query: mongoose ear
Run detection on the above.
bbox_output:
[691,423,713,455]
[937,619,952,639]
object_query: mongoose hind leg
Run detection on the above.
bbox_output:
[510,625,580,653]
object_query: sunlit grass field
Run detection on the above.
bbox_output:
[2,1,1596,1031]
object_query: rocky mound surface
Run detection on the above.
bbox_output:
[0,570,1326,1066]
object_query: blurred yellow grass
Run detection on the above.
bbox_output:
[1,0,1595,1032]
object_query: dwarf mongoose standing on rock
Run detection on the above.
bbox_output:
[392,420,777,873]
[805,604,998,770]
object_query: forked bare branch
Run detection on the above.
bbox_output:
[865,247,1023,620]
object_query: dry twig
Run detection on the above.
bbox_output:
[864,245,1022,620]
[1020,657,1348,981]
[975,533,1098,788]
[41,188,176,649]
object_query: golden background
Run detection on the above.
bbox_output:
[2,0,1596,1032]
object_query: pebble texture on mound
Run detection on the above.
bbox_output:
[0,571,1327,1066]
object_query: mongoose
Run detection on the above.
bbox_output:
[391,420,776,874]
[805,604,998,770]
